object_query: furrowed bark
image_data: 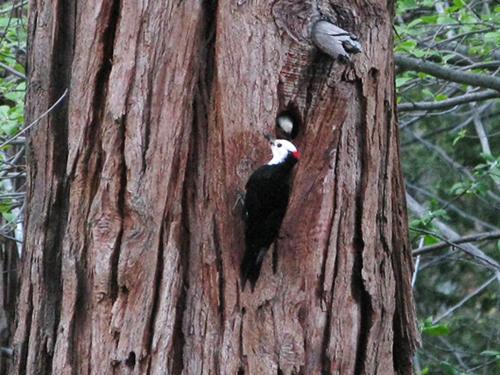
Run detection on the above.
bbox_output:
[11,0,418,374]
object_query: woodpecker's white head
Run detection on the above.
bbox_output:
[267,139,301,165]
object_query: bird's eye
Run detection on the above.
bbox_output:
[277,143,282,148]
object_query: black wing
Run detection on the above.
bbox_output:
[241,165,291,290]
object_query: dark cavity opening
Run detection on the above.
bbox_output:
[125,351,136,368]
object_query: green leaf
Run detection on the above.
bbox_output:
[397,0,417,12]
[431,209,448,219]
[396,40,417,53]
[421,15,438,24]
[480,153,495,162]
[422,88,434,99]
[0,200,12,214]
[2,211,15,223]
[0,105,12,122]
[480,350,500,359]
[407,18,423,28]
[452,129,467,146]
[484,32,500,45]
[424,235,440,246]
[422,324,450,336]
[396,76,413,88]
[437,15,457,25]
[421,318,450,336]
[440,362,458,375]
[450,182,469,196]
[412,48,426,58]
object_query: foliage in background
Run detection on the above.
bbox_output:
[396,0,499,374]
[0,1,27,364]
[0,1,26,238]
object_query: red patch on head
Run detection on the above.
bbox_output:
[292,151,301,160]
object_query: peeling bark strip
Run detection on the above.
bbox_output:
[12,0,418,374]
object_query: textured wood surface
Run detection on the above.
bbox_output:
[12,0,418,374]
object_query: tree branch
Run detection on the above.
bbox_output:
[0,61,26,80]
[406,182,499,231]
[0,1,28,15]
[433,28,494,48]
[406,194,500,274]
[405,129,500,203]
[412,237,424,288]
[461,60,500,71]
[432,275,497,324]
[472,106,492,155]
[413,230,500,255]
[395,54,500,92]
[398,90,500,112]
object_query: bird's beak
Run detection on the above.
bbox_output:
[263,133,275,144]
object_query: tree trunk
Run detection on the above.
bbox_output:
[12,0,419,374]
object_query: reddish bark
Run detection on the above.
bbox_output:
[12,0,418,374]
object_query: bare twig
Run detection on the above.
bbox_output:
[405,129,500,203]
[472,106,492,155]
[433,28,494,48]
[406,182,499,231]
[0,232,22,243]
[398,90,500,112]
[0,89,68,149]
[412,237,424,288]
[410,226,500,274]
[0,61,26,80]
[0,1,28,15]
[460,60,500,71]
[406,194,500,274]
[395,54,500,91]
[413,230,500,255]
[432,275,497,324]
[437,337,470,371]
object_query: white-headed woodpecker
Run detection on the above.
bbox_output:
[241,136,300,291]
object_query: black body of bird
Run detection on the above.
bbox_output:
[241,139,300,291]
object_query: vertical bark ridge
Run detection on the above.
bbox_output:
[35,0,75,364]
[390,105,420,373]
[180,0,226,370]
[353,78,374,375]
[212,219,225,330]
[320,201,343,374]
[144,219,166,357]
[13,0,76,372]
[317,140,340,299]
[59,0,122,372]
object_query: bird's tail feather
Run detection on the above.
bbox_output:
[240,248,267,292]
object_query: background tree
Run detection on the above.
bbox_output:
[0,0,448,373]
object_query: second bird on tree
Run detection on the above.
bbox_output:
[241,137,300,291]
